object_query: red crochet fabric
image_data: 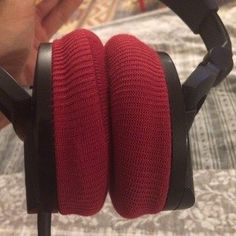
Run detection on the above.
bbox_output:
[52,30,171,218]
[105,35,172,218]
[52,29,109,215]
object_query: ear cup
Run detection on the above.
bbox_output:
[105,35,172,218]
[52,29,109,215]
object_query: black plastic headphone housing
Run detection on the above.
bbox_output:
[159,52,194,210]
[24,44,58,214]
[23,45,195,214]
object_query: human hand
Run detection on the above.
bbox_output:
[0,0,82,128]
[0,0,83,86]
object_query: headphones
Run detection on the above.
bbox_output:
[0,0,234,235]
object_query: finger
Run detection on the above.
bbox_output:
[42,0,83,38]
[36,0,60,19]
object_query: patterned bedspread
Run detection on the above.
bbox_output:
[0,2,235,236]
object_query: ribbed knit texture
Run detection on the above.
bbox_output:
[52,29,109,215]
[52,30,171,218]
[105,35,172,218]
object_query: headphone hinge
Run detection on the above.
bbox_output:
[182,61,219,130]
[201,46,234,86]
[182,45,233,130]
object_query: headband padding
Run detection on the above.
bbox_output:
[52,29,109,215]
[105,35,172,218]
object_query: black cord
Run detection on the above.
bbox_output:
[37,213,51,236]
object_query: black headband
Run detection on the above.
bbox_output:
[161,0,218,34]
[161,0,231,51]
[161,0,233,128]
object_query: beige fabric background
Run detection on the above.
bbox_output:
[0,2,235,235]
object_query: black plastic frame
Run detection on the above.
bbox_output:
[159,53,195,210]
[160,0,218,33]
[160,1,233,130]
[0,67,31,139]
[28,43,58,213]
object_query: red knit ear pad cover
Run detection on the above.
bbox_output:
[52,29,109,215]
[105,35,172,218]
[52,30,171,218]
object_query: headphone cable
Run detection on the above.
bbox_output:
[37,213,51,236]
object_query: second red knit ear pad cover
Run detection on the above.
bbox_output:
[52,29,109,215]
[105,35,172,218]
